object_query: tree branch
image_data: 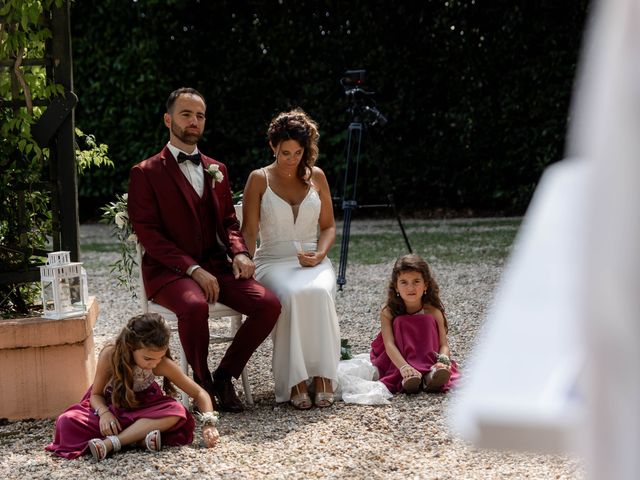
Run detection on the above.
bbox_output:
[13,47,34,115]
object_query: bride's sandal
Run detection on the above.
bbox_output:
[314,377,334,408]
[144,429,162,452]
[290,383,312,410]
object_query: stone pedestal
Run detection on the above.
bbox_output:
[0,297,98,420]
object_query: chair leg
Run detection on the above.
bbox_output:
[178,343,190,408]
[230,315,242,335]
[230,315,253,405]
[241,367,253,405]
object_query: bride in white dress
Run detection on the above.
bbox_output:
[241,109,340,409]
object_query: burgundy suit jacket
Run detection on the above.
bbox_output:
[128,145,248,299]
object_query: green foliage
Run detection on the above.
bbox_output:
[1,0,113,316]
[71,1,588,216]
[99,193,138,299]
[75,127,113,174]
[1,0,63,315]
[340,338,353,361]
[0,0,62,55]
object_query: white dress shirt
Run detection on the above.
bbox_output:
[167,142,204,197]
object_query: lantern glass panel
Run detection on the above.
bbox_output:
[42,281,56,313]
[58,277,72,312]
[69,276,83,306]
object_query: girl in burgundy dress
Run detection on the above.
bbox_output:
[46,313,219,460]
[370,254,459,394]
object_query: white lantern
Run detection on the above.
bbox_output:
[39,251,89,319]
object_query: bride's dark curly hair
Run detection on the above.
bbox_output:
[385,254,448,332]
[109,313,177,409]
[267,108,320,183]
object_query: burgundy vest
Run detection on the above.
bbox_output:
[184,175,223,262]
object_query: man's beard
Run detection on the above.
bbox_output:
[171,121,202,145]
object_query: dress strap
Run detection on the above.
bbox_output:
[261,167,269,187]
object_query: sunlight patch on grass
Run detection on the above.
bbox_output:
[330,219,521,265]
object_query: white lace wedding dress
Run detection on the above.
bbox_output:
[254,176,340,403]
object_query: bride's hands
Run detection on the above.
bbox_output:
[297,251,324,267]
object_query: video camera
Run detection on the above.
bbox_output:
[340,69,367,94]
[340,69,388,127]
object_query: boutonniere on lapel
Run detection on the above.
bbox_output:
[205,164,224,188]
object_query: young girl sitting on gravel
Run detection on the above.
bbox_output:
[46,313,219,460]
[370,254,459,394]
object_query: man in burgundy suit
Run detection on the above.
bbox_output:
[128,87,280,412]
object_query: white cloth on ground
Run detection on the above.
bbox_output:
[335,354,393,405]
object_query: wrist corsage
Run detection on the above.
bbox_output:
[195,411,219,427]
[206,164,224,188]
[435,353,451,366]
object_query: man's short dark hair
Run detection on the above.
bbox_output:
[166,87,206,113]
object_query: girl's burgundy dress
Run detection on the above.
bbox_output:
[370,310,459,393]
[45,365,195,459]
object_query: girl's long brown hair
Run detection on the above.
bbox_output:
[385,254,448,331]
[109,313,177,409]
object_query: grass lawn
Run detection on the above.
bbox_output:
[82,217,522,267]
[328,217,521,265]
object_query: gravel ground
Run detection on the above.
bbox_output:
[0,220,584,479]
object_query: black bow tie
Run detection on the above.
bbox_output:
[177,151,201,165]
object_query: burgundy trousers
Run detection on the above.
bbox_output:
[153,260,280,385]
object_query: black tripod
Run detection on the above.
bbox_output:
[336,102,413,291]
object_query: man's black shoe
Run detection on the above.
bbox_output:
[211,377,244,412]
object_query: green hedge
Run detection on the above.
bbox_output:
[71,0,589,217]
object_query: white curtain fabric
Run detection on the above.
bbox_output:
[451,2,640,478]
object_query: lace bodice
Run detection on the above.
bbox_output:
[254,183,321,262]
[131,365,155,392]
[106,365,155,393]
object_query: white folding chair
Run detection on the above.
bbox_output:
[136,240,253,407]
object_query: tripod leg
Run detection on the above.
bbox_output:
[336,122,363,290]
[388,194,413,253]
[337,202,355,291]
